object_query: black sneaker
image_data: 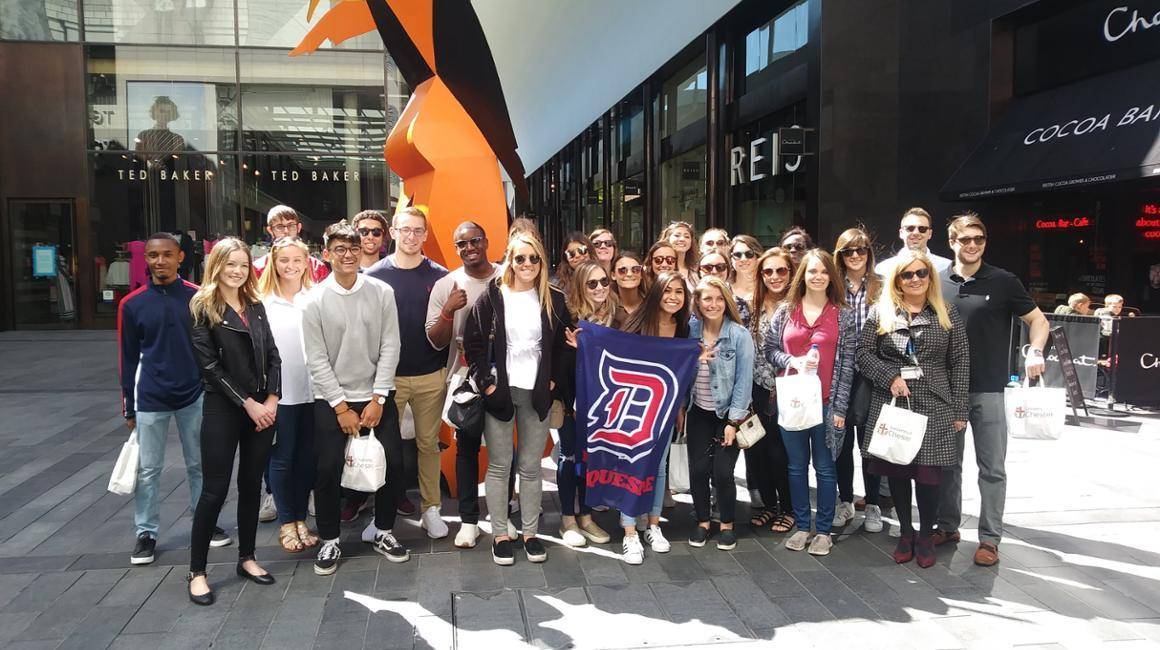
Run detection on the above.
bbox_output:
[131,533,156,565]
[688,526,710,548]
[372,531,410,563]
[209,526,232,547]
[492,538,515,566]
[314,539,341,576]
[524,537,548,563]
[716,528,737,551]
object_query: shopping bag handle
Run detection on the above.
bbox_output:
[1021,376,1047,389]
[889,396,913,411]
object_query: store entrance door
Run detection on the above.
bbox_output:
[7,199,77,329]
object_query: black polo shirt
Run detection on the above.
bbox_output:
[942,262,1037,393]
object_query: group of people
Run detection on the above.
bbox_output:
[117,202,1048,607]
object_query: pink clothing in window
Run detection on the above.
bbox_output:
[782,303,840,404]
[125,240,148,291]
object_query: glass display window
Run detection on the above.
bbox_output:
[83,0,234,45]
[1,0,80,41]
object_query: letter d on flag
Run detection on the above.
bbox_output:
[575,321,700,516]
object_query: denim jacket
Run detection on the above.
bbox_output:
[688,318,755,421]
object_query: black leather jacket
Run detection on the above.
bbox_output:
[191,302,282,407]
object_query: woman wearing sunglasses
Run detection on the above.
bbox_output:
[556,262,616,548]
[644,240,680,292]
[858,251,968,569]
[747,248,796,534]
[611,251,646,326]
[698,252,730,284]
[779,227,814,267]
[552,232,593,295]
[831,228,885,532]
[661,221,700,287]
[728,235,762,327]
[765,249,856,557]
[464,232,571,566]
[588,228,618,271]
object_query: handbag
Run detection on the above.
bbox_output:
[107,429,140,495]
[775,368,823,431]
[341,428,387,492]
[668,431,691,493]
[866,397,928,465]
[1005,376,1066,440]
[734,411,766,449]
[447,309,496,437]
[850,373,873,427]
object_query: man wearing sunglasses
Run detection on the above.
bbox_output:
[425,222,503,549]
[938,212,1049,568]
[875,207,952,277]
[252,205,331,283]
[367,207,452,540]
[354,210,390,271]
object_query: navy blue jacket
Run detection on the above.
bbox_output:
[118,277,203,419]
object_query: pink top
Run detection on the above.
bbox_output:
[125,241,148,290]
[782,303,840,404]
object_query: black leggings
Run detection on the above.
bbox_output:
[190,393,275,573]
[746,384,792,514]
[687,405,741,524]
[888,477,939,537]
[837,418,882,505]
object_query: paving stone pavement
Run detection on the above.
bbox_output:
[2,330,1160,649]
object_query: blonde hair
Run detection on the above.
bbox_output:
[257,237,314,299]
[501,232,555,321]
[567,261,617,326]
[876,250,952,333]
[693,276,743,325]
[191,237,260,327]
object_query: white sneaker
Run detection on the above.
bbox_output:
[622,534,644,565]
[832,501,855,528]
[864,505,883,533]
[643,525,671,553]
[808,533,833,556]
[454,523,480,549]
[560,524,587,547]
[308,492,316,517]
[785,530,810,551]
[259,493,277,523]
[420,506,449,539]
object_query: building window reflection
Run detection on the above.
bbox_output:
[659,145,707,232]
[744,0,809,85]
[730,103,808,246]
[1,0,80,41]
[610,173,645,251]
[658,55,708,139]
[237,0,381,49]
[83,0,234,45]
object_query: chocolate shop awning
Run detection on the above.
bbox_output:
[941,59,1160,201]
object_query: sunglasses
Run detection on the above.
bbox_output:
[615,265,643,276]
[731,250,757,260]
[512,254,541,266]
[454,236,485,250]
[652,255,677,266]
[592,239,615,249]
[899,268,931,281]
[904,225,931,234]
[705,239,727,248]
[761,266,791,278]
[955,235,987,246]
[565,246,589,259]
[839,246,869,257]
[585,277,611,290]
[700,262,728,274]
[783,242,807,252]
[357,227,384,237]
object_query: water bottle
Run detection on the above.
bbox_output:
[804,344,820,375]
[1006,374,1020,388]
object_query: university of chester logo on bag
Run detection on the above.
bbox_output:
[1014,406,1027,419]
[587,350,680,463]
[790,398,803,409]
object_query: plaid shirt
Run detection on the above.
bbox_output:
[846,277,870,334]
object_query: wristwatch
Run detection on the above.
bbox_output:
[375,395,387,405]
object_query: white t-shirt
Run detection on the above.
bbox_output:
[425,264,500,377]
[262,289,313,405]
[500,286,542,390]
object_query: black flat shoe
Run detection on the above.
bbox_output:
[187,572,215,606]
[236,558,276,585]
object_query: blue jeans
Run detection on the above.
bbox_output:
[619,437,671,527]
[134,394,204,538]
[781,405,837,535]
[269,403,315,524]
[556,414,590,517]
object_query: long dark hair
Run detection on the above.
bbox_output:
[621,271,691,338]
[751,246,793,343]
[785,249,847,309]
[833,227,881,303]
[553,231,592,293]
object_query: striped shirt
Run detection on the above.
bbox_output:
[846,276,870,334]
[693,360,715,410]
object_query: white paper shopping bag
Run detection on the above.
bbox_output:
[866,397,927,465]
[341,429,387,492]
[1005,377,1066,440]
[108,429,139,495]
[775,371,823,431]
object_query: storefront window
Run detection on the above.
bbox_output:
[240,49,388,155]
[1,0,79,41]
[658,55,707,139]
[744,0,808,89]
[659,145,707,233]
[87,45,238,152]
[610,174,645,252]
[558,146,578,237]
[582,123,604,233]
[729,104,808,246]
[83,0,234,45]
[237,0,381,50]
[613,91,645,175]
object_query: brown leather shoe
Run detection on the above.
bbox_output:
[930,529,961,546]
[973,542,999,566]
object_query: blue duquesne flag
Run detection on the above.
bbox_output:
[576,321,700,517]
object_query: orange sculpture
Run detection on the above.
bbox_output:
[293,0,531,496]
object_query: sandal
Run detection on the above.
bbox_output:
[296,521,320,548]
[770,513,795,534]
[749,509,775,528]
[279,523,304,553]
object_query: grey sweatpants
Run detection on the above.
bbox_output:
[937,391,1008,545]
[483,387,551,537]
